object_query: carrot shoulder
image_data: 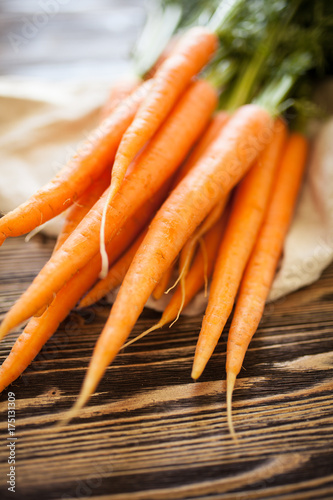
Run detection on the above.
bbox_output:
[100,76,141,121]
[226,133,308,436]
[192,118,287,380]
[106,26,218,202]
[152,111,229,297]
[0,80,152,244]
[0,79,217,338]
[69,104,274,413]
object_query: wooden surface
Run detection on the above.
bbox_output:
[1,1,333,499]
[1,237,333,500]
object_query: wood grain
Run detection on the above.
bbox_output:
[1,1,333,499]
[0,235,333,500]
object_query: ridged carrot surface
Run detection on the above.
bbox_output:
[0,177,172,392]
[105,26,218,203]
[226,133,308,438]
[67,104,274,413]
[53,166,112,252]
[192,118,287,380]
[0,80,217,338]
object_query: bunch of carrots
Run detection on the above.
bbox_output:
[0,0,331,436]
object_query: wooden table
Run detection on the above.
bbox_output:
[1,2,333,499]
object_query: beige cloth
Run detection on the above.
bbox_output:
[0,76,332,314]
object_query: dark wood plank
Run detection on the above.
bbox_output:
[0,235,333,500]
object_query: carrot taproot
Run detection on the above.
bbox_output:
[173,111,230,184]
[191,118,287,381]
[0,79,152,244]
[124,213,227,349]
[172,195,229,294]
[0,79,217,338]
[152,111,229,296]
[0,176,172,392]
[225,133,308,438]
[78,229,147,309]
[102,26,218,205]
[53,166,112,252]
[144,34,181,80]
[100,76,141,121]
[64,104,274,416]
[152,262,175,300]
[166,196,229,327]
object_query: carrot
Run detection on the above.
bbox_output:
[152,262,175,300]
[0,178,172,392]
[144,34,181,79]
[53,166,112,252]
[173,111,230,184]
[103,26,218,205]
[64,104,274,416]
[225,133,308,438]
[78,229,147,309]
[151,111,229,297]
[166,196,229,328]
[100,76,141,121]
[191,118,287,381]
[0,79,152,244]
[124,213,227,349]
[0,79,217,338]
[173,196,229,293]
[0,260,101,393]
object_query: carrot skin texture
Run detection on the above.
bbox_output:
[100,76,141,121]
[154,111,229,296]
[53,166,112,252]
[162,215,226,325]
[78,229,147,308]
[75,104,274,406]
[226,133,308,379]
[192,119,287,379]
[0,80,152,243]
[0,264,99,393]
[122,214,228,350]
[0,80,217,337]
[174,111,230,184]
[0,179,171,391]
[109,27,218,199]
[152,263,175,300]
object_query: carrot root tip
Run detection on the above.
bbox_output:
[191,356,206,381]
[226,371,238,443]
[122,320,164,349]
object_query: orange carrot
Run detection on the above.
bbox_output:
[0,260,101,393]
[124,214,227,349]
[0,80,217,338]
[152,262,175,300]
[144,34,183,79]
[226,133,308,438]
[0,80,152,244]
[53,166,112,252]
[78,229,147,309]
[173,111,230,184]
[103,26,218,204]
[152,111,229,296]
[100,76,141,121]
[174,195,229,292]
[192,118,287,381]
[65,104,274,415]
[0,178,172,392]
